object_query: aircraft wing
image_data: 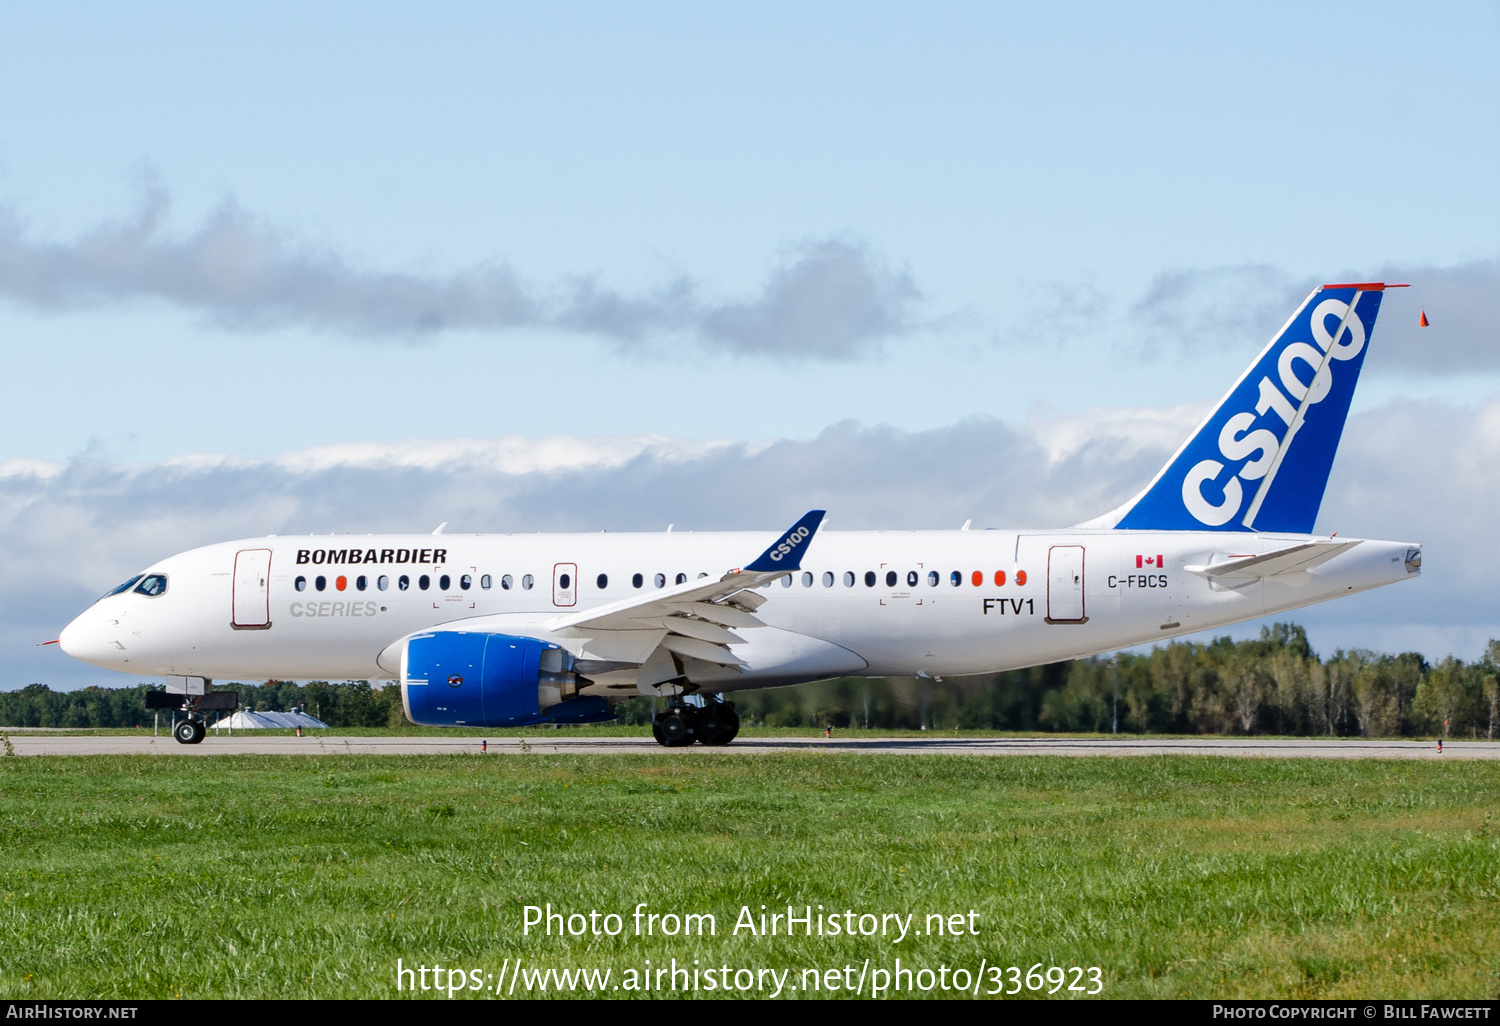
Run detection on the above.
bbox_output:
[543,509,826,667]
[1185,539,1361,581]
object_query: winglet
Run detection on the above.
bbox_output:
[744,510,826,572]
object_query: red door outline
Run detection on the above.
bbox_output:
[552,563,577,607]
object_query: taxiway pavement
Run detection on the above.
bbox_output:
[5,734,1494,759]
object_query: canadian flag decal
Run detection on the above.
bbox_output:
[1136,554,1164,569]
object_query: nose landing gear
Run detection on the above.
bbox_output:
[146,680,235,745]
[172,716,206,745]
[651,698,740,747]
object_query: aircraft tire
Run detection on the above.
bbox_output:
[173,719,201,745]
[698,704,740,746]
[654,709,693,748]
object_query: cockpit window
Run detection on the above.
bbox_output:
[101,575,144,600]
[133,574,168,597]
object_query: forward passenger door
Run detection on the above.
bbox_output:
[232,548,272,629]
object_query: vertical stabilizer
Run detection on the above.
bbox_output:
[1109,283,1393,534]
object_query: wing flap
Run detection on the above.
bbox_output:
[662,616,745,646]
[674,601,765,628]
[661,634,743,666]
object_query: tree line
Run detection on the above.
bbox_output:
[3,625,1497,737]
[0,679,402,730]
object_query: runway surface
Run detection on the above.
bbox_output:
[5,733,1495,759]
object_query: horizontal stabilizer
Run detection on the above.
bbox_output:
[1185,539,1361,580]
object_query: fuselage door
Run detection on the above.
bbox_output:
[552,563,577,608]
[232,548,273,630]
[1046,545,1087,623]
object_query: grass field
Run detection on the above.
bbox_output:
[0,753,1496,1000]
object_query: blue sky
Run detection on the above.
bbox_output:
[1,3,1497,686]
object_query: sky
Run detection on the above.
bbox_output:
[1,2,1497,689]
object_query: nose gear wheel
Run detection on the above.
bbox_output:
[173,718,206,745]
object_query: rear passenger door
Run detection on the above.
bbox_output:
[1045,545,1087,623]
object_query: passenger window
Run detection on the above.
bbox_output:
[398,575,410,591]
[315,576,327,592]
[950,571,961,587]
[906,570,918,587]
[597,573,608,589]
[632,573,644,589]
[356,575,367,591]
[864,571,876,587]
[103,575,144,599]
[655,573,666,588]
[843,571,855,587]
[822,571,834,588]
[419,575,431,590]
[133,574,168,597]
[802,571,813,587]
[440,574,451,590]
[781,574,793,588]
[295,576,307,592]
[501,574,513,590]
[522,575,534,590]
[461,574,472,590]
[559,573,571,590]
[698,572,708,579]
[480,574,491,589]
[378,575,390,591]
[885,570,897,587]
[676,573,687,585]
[927,570,938,587]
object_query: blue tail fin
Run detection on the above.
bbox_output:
[1113,282,1393,534]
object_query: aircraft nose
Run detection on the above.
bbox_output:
[58,608,123,667]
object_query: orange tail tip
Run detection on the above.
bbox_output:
[1419,310,1430,327]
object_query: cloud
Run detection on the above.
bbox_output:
[0,186,922,360]
[1122,261,1500,373]
[1128,265,1311,358]
[6,396,1493,689]
[1367,259,1500,374]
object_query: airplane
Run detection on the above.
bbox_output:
[57,282,1422,746]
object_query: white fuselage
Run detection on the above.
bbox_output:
[58,528,1419,689]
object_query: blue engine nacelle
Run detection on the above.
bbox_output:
[400,631,614,727]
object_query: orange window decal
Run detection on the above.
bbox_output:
[1015,570,1028,586]
[335,576,347,591]
[971,570,983,587]
[994,570,1006,586]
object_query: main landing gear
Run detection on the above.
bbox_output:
[652,698,740,748]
